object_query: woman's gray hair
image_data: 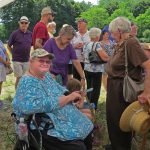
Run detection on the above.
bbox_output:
[47,21,56,27]
[59,25,76,37]
[109,17,131,33]
[89,27,101,39]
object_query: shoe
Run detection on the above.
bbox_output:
[0,100,3,109]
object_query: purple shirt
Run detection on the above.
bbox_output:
[8,29,32,62]
[43,38,77,85]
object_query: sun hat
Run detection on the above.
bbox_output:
[141,43,150,51]
[19,16,29,22]
[120,101,150,134]
[31,48,54,60]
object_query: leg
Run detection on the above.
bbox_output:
[102,72,108,91]
[73,62,84,80]
[0,82,3,94]
[68,64,73,80]
[106,78,132,150]
[15,77,21,89]
[90,72,102,109]
[12,62,23,89]
[85,71,92,101]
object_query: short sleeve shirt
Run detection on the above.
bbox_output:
[83,42,104,72]
[32,22,49,49]
[71,31,90,62]
[105,37,148,81]
[12,73,93,141]
[0,40,7,66]
[43,38,77,85]
[8,29,32,62]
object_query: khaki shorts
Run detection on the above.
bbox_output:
[0,65,6,82]
[12,61,29,77]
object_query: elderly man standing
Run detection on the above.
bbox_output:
[7,16,32,89]
[71,19,90,80]
[32,6,55,49]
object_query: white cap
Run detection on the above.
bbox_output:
[20,16,29,22]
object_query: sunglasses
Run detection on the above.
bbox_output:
[20,22,28,25]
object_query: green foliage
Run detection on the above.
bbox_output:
[143,29,150,39]
[136,8,150,38]
[79,0,149,39]
[0,0,91,41]
[80,6,109,29]
[0,24,6,42]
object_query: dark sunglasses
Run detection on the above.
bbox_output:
[20,22,28,25]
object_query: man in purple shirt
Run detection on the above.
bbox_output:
[7,16,32,89]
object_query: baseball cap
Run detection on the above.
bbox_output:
[41,6,55,16]
[31,48,54,59]
[77,18,88,24]
[19,16,29,22]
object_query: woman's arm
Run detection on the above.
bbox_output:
[138,59,150,104]
[59,91,82,107]
[97,48,109,62]
[72,59,86,89]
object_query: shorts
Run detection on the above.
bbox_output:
[0,65,6,82]
[12,61,29,77]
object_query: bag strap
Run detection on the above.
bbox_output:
[124,41,128,75]
[92,42,100,59]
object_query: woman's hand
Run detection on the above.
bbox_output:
[138,92,150,104]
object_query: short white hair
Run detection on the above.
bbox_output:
[47,21,56,27]
[109,17,131,33]
[41,6,52,16]
[89,28,101,38]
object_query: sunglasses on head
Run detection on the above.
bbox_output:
[20,22,28,25]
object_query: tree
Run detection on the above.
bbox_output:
[0,0,92,41]
[136,8,150,38]
[80,6,109,29]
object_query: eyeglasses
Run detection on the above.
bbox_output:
[38,59,51,64]
[20,22,28,25]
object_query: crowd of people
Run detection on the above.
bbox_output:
[0,5,150,150]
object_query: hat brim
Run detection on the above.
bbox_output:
[120,101,142,132]
[38,53,54,59]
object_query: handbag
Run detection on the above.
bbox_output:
[88,42,106,64]
[123,41,144,103]
[5,66,13,75]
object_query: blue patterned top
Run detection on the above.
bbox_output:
[12,73,93,141]
[83,42,104,72]
[0,40,7,66]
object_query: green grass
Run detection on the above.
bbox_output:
[1,75,150,150]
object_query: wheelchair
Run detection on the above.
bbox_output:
[12,113,53,150]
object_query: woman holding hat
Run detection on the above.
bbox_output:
[105,17,150,150]
[12,48,93,150]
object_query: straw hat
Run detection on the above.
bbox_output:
[120,101,150,134]
[141,43,150,51]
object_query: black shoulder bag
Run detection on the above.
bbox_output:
[88,42,106,64]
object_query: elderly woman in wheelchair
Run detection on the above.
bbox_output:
[12,48,93,150]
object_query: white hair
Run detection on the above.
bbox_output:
[47,21,56,27]
[89,28,101,39]
[109,17,131,33]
